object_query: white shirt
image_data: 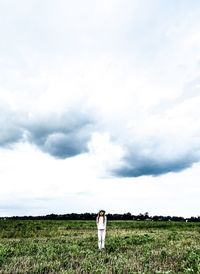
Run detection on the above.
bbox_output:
[97,216,107,230]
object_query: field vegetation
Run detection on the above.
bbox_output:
[0,220,200,273]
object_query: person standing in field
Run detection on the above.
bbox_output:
[96,210,107,250]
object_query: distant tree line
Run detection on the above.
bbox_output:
[1,212,200,222]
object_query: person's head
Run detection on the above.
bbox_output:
[98,210,106,217]
[97,210,106,223]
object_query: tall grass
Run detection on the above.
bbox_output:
[0,220,199,273]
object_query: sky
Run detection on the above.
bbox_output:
[0,0,200,217]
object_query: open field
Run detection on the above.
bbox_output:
[0,220,200,273]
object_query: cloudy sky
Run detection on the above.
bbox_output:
[1,0,200,217]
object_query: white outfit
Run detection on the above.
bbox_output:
[96,216,107,249]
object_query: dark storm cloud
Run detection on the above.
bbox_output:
[112,148,199,177]
[0,103,94,158]
[25,112,94,158]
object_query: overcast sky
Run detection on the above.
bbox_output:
[1,0,200,217]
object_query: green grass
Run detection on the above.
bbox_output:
[0,220,200,273]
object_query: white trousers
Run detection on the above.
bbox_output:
[98,229,106,249]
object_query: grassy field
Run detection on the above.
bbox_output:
[0,220,200,273]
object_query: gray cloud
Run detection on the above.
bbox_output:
[0,103,23,147]
[0,102,94,158]
[111,134,200,177]
[0,125,22,147]
[22,110,94,158]
[113,153,198,177]
[108,79,200,178]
